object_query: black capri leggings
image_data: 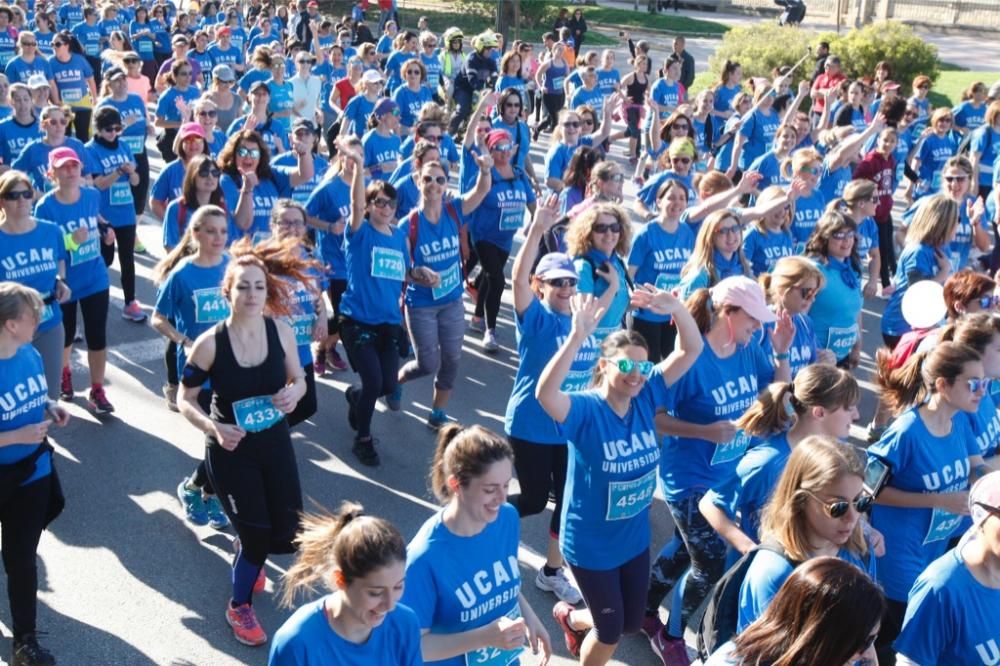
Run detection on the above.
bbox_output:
[569,549,650,646]
[70,107,92,143]
[100,224,137,304]
[508,437,568,536]
[630,317,676,364]
[537,92,566,136]
[60,288,109,350]
[340,317,400,439]
[876,215,896,288]
[131,149,151,217]
[473,241,509,331]
[165,339,178,386]
[326,279,347,336]
[1,473,52,643]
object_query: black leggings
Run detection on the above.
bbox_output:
[1,473,51,642]
[877,216,896,287]
[537,92,566,136]
[326,279,347,336]
[60,288,109,350]
[508,437,567,536]
[286,364,316,428]
[569,549,650,645]
[165,339,178,386]
[71,107,92,142]
[875,597,906,665]
[100,224,137,304]
[131,149,151,217]
[630,317,676,364]
[190,390,215,495]
[473,241,509,330]
[341,320,400,439]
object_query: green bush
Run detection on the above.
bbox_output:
[825,21,940,86]
[706,24,817,89]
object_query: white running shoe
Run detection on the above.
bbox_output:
[535,567,583,605]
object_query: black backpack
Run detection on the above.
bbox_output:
[689,541,797,661]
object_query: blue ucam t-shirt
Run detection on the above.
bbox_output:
[5,55,53,85]
[282,271,323,368]
[11,137,92,192]
[150,159,185,205]
[398,206,465,308]
[219,169,294,243]
[269,596,422,666]
[73,22,103,58]
[273,152,328,205]
[969,391,1000,459]
[953,100,986,133]
[362,128,401,182]
[84,138,137,228]
[895,546,1000,666]
[341,94,376,138]
[402,504,522,666]
[570,86,605,116]
[790,188,827,251]
[660,339,774,503]
[0,116,42,165]
[818,157,852,202]
[0,345,52,484]
[339,221,410,327]
[809,257,863,362]
[33,187,107,301]
[742,225,794,276]
[392,85,433,130]
[747,151,789,190]
[558,375,673,570]
[882,243,939,337]
[757,312,816,379]
[971,126,1000,188]
[647,78,684,129]
[48,53,93,107]
[155,85,201,124]
[737,542,877,632]
[472,168,535,253]
[504,299,602,444]
[154,256,230,377]
[596,68,620,97]
[0,221,65,334]
[628,220,694,324]
[738,108,780,171]
[705,432,791,545]
[915,132,959,196]
[545,136,593,184]
[856,216,878,264]
[305,175,350,281]
[869,406,976,602]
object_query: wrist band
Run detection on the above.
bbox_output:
[773,352,790,361]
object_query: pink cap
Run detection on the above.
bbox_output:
[970,471,1000,527]
[710,276,776,324]
[485,128,511,151]
[178,122,207,141]
[216,26,232,37]
[48,146,81,170]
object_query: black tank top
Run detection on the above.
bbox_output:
[626,74,648,105]
[209,317,289,436]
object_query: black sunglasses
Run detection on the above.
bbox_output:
[545,277,578,288]
[806,490,874,518]
[2,189,33,200]
[197,166,221,178]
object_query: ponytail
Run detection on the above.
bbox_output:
[736,381,796,437]
[737,365,859,437]
[153,225,198,285]
[685,288,713,334]
[877,341,981,414]
[430,424,513,503]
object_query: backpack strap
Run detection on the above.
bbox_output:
[407,208,420,266]
[177,201,187,235]
[443,199,470,270]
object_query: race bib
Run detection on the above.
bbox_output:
[654,273,679,292]
[606,467,657,521]
[826,324,859,357]
[931,172,942,191]
[561,369,591,393]
[923,507,963,545]
[110,181,134,206]
[499,205,525,231]
[711,431,751,466]
[550,76,564,90]
[122,135,145,155]
[949,250,962,272]
[371,246,405,281]
[61,87,83,103]
[70,237,100,266]
[464,607,524,666]
[432,262,460,300]
[290,314,315,347]
[231,395,283,433]
[251,231,272,246]
[39,302,55,325]
[138,39,153,54]
[193,287,229,323]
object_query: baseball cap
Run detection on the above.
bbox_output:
[249,80,270,94]
[104,66,126,81]
[216,26,232,37]
[535,253,578,281]
[710,275,777,324]
[178,122,207,141]
[988,81,1000,100]
[485,129,511,150]
[212,64,235,82]
[361,69,384,84]
[292,118,317,134]
[27,73,48,89]
[970,471,1000,527]
[881,80,901,91]
[48,146,81,170]
[373,98,398,119]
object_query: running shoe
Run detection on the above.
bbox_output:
[426,408,449,431]
[60,366,73,401]
[328,348,348,371]
[345,386,359,431]
[163,383,179,412]
[650,630,692,666]
[176,478,210,526]
[232,537,267,594]
[482,329,500,353]
[385,384,402,411]
[12,632,55,666]
[352,436,380,467]
[640,614,665,641]
[468,316,486,334]
[312,346,327,376]
[88,385,115,415]
[134,237,147,254]
[225,600,267,646]
[535,567,583,604]
[122,300,148,322]
[552,601,586,658]
[204,493,230,530]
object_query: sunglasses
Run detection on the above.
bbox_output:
[176,70,192,76]
[101,124,123,133]
[21,41,36,46]
[503,102,521,108]
[716,224,741,236]
[807,490,874,518]
[197,109,217,117]
[799,166,820,176]
[944,175,968,183]
[967,377,990,393]
[2,189,33,200]
[124,57,140,64]
[937,118,953,124]
[672,124,690,131]
[796,286,818,300]
[672,156,692,164]
[45,117,68,126]
[236,147,261,159]
[615,358,654,377]
[198,166,221,178]
[371,196,396,209]
[298,58,315,64]
[604,173,625,183]
[562,121,580,128]
[274,218,305,228]
[581,118,595,125]
[52,41,65,47]
[422,175,447,185]
[405,69,421,75]
[593,222,622,234]
[976,294,1000,310]
[831,230,856,241]
[491,143,513,153]
[545,277,578,288]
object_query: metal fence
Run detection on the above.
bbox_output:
[725,0,1000,29]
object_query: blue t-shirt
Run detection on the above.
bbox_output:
[809,257,863,362]
[269,596,422,666]
[402,504,522,666]
[129,20,157,59]
[420,51,442,91]
[267,79,295,134]
[790,188,827,250]
[0,345,52,484]
[714,83,741,115]
[11,137,92,192]
[154,256,230,376]
[33,187,107,300]
[72,22,101,58]
[0,221,65,333]
[48,53,93,107]
[971,126,1000,187]
[738,108,780,171]
[968,391,1000,459]
[558,376,672,569]
[84,138,137,228]
[282,269,324,368]
[575,251,630,342]
[757,311,817,378]
[818,158,852,202]
[0,116,42,165]
[341,94,376,138]
[915,132,959,195]
[155,86,201,124]
[219,169,294,242]
[150,159,186,205]
[882,242,939,337]
[392,85,433,130]
[953,100,986,132]
[747,151,789,190]
[570,86,605,117]
[894,546,1000,665]
[869,406,976,601]
[677,250,745,300]
[596,68,619,97]
[637,170,697,212]
[273,152,329,206]
[660,339,774,503]
[398,206,465,308]
[648,78,684,127]
[162,199,232,251]
[305,174,350,281]
[207,44,241,71]
[544,137,593,184]
[742,225,794,276]
[5,55,53,85]
[856,216,879,264]
[339,221,410,326]
[0,30,15,67]
[97,94,148,155]
[628,221,694,323]
[472,168,535,253]
[504,299,602,443]
[362,128,401,182]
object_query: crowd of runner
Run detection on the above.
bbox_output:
[1,0,999,664]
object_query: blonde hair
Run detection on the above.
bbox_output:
[904,194,958,248]
[751,186,792,234]
[759,256,825,305]
[781,147,822,182]
[759,436,868,562]
[735,365,859,437]
[680,209,750,284]
[826,179,876,219]
[0,281,44,328]
[564,203,632,258]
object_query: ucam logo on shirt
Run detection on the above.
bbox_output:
[920,456,970,491]
[418,232,460,263]
[976,640,999,665]
[1,247,57,278]
[601,428,658,473]
[709,373,759,414]
[0,371,48,421]
[453,555,521,623]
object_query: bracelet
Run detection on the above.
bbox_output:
[773,352,790,361]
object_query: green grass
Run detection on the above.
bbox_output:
[397,8,617,45]
[577,6,730,36]
[928,69,994,107]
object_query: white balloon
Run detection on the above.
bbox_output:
[902,280,946,329]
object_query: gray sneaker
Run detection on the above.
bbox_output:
[535,567,583,604]
[482,329,500,353]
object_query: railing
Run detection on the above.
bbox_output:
[721,0,1000,29]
